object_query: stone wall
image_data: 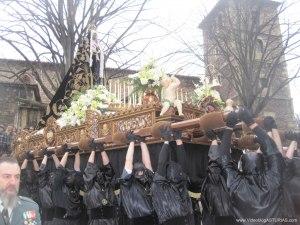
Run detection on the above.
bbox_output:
[0,83,45,128]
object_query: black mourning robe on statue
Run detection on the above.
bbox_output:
[38,30,101,129]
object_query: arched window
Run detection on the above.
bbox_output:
[19,73,32,83]
[218,14,223,26]
[257,39,264,53]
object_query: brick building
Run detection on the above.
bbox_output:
[199,0,296,129]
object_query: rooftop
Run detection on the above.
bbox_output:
[0,58,201,104]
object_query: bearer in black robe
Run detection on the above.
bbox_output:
[283,130,300,221]
[151,127,194,225]
[38,149,61,225]
[263,116,297,220]
[287,156,300,222]
[200,130,236,225]
[83,142,118,225]
[216,109,285,225]
[20,151,40,205]
[52,146,85,225]
[119,132,157,225]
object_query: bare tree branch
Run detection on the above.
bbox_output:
[174,0,300,115]
[0,0,166,101]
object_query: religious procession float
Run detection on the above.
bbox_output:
[11,29,261,163]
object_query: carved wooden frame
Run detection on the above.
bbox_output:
[13,103,205,159]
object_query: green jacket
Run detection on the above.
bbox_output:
[0,196,41,225]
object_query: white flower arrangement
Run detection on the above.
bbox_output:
[128,60,165,95]
[57,85,116,127]
[192,83,225,107]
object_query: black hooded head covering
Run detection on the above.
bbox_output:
[42,163,56,186]
[48,171,55,188]
[133,162,149,184]
[207,161,223,184]
[64,170,83,188]
[103,164,115,181]
[24,168,37,184]
[95,163,115,185]
[166,161,185,184]
[241,151,265,175]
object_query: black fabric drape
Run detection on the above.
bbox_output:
[40,143,209,191]
[44,143,207,183]
[38,31,99,129]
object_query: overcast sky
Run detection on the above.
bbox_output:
[144,0,300,114]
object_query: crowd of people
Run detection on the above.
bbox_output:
[0,124,35,156]
[0,108,300,225]
[0,124,16,156]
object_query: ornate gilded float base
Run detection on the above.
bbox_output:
[12,103,207,159]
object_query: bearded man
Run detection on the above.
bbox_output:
[0,156,41,225]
